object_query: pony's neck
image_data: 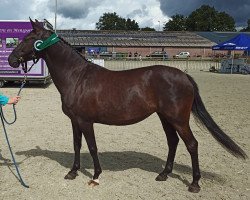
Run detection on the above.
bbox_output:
[41,41,87,95]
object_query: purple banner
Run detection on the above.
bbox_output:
[0,21,32,69]
[0,21,46,77]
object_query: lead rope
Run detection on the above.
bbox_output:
[0,75,29,188]
[1,76,26,124]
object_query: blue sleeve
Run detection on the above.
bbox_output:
[0,94,9,106]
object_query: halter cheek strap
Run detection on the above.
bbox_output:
[34,33,60,51]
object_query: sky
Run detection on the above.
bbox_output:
[0,0,249,30]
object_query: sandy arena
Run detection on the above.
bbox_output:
[0,70,249,200]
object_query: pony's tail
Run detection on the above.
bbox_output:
[186,74,247,159]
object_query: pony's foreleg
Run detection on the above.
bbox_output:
[156,113,179,181]
[65,120,82,180]
[80,121,102,186]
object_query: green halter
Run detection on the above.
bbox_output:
[34,33,60,51]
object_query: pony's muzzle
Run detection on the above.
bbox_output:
[8,53,20,68]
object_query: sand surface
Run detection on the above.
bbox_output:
[0,71,249,200]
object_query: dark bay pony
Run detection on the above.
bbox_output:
[8,19,247,193]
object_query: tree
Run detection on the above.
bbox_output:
[140,27,156,31]
[214,12,236,31]
[186,5,235,31]
[163,14,187,31]
[240,19,250,32]
[125,18,139,31]
[96,12,120,30]
[96,12,139,31]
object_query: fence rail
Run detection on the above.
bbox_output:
[104,60,220,72]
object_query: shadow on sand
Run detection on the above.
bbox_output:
[14,146,225,186]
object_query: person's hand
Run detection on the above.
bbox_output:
[7,96,21,105]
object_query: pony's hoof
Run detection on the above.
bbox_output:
[155,173,168,181]
[64,171,78,180]
[88,179,100,187]
[188,184,201,193]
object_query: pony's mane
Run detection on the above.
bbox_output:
[47,29,91,63]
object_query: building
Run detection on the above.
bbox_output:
[57,30,250,59]
[57,30,216,58]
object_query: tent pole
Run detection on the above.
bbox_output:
[231,51,234,74]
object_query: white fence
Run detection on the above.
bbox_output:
[104,60,220,72]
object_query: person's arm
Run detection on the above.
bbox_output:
[7,96,21,104]
[0,94,9,106]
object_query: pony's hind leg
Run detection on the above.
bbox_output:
[156,113,179,181]
[173,123,201,193]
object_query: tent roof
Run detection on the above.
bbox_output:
[212,33,250,50]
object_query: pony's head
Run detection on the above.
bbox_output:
[8,18,52,68]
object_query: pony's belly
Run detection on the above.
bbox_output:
[96,112,153,126]
[92,101,157,125]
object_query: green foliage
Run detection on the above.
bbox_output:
[163,14,187,31]
[140,27,156,31]
[96,12,139,31]
[126,18,140,31]
[240,19,250,32]
[95,12,120,30]
[186,5,216,31]
[186,5,235,31]
[214,12,236,31]
[163,5,236,32]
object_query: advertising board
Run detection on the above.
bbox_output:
[0,20,50,86]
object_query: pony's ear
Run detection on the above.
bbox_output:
[29,18,43,32]
[29,17,36,29]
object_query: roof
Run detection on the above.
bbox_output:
[57,30,216,48]
[197,32,250,44]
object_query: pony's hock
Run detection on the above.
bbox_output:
[8,18,247,193]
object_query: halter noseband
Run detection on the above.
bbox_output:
[18,54,39,73]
